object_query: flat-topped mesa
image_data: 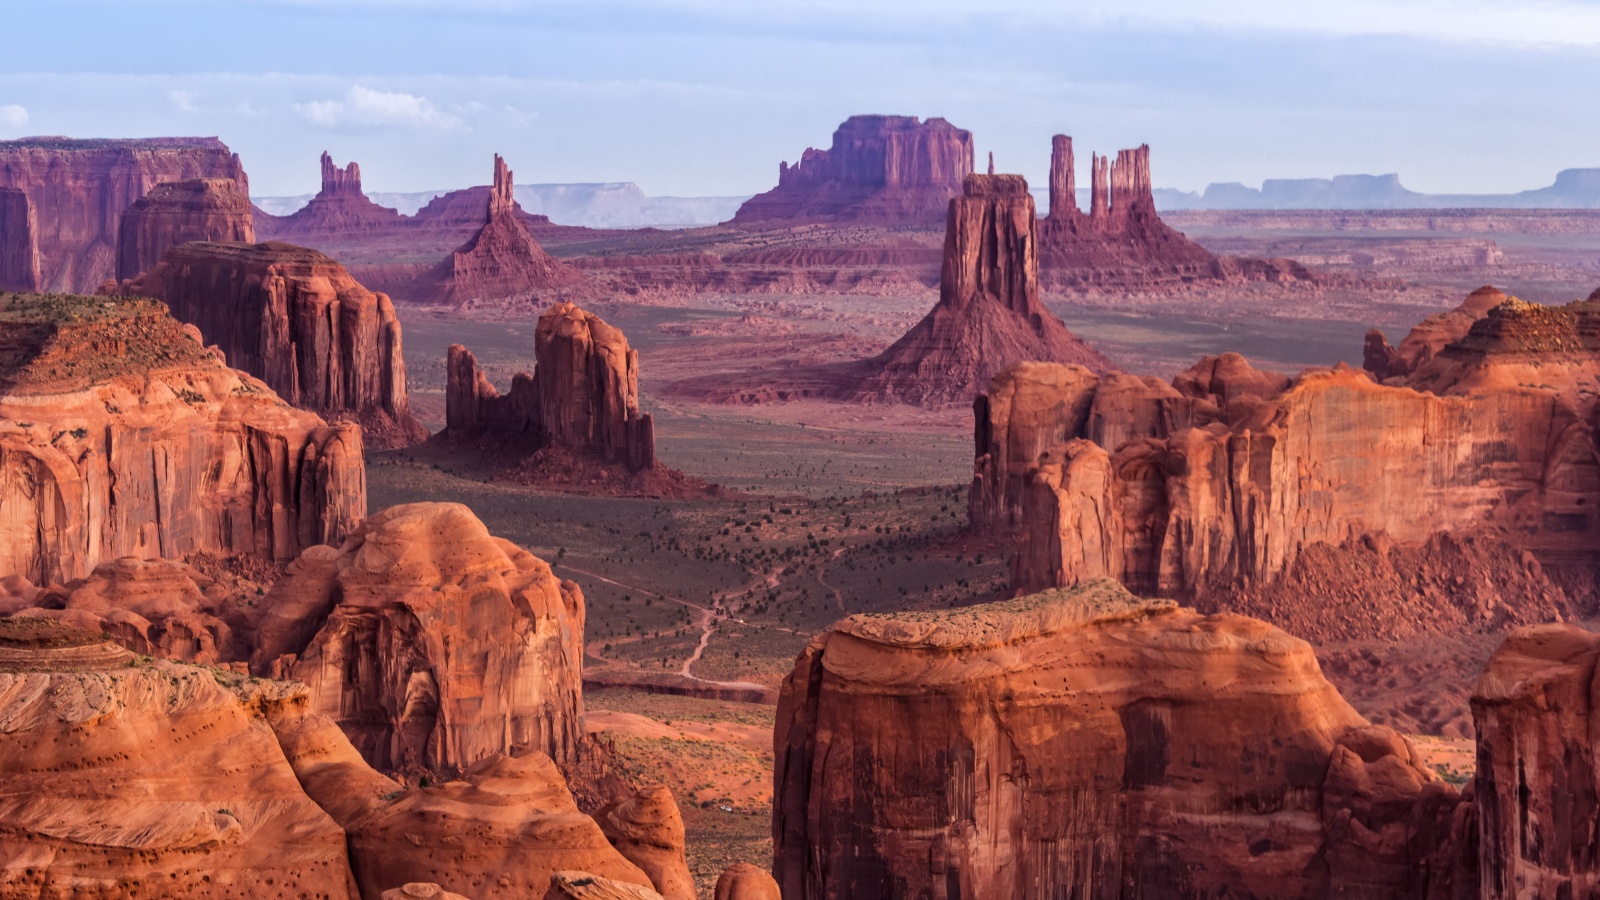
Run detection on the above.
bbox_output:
[0,137,247,292]
[0,291,365,584]
[114,178,255,281]
[446,301,656,471]
[0,186,40,291]
[406,154,580,306]
[730,114,975,226]
[774,578,1458,899]
[1040,137,1217,272]
[845,173,1114,404]
[256,151,402,237]
[122,240,426,449]
[252,502,586,778]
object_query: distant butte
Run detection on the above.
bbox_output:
[114,177,255,282]
[255,151,402,236]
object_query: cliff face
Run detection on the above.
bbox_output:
[988,289,1600,636]
[114,177,255,281]
[773,579,1457,899]
[848,174,1114,404]
[731,115,974,226]
[408,155,579,306]
[0,187,39,291]
[447,300,656,471]
[0,137,247,292]
[1472,625,1600,900]
[252,502,586,778]
[0,292,365,585]
[123,240,426,449]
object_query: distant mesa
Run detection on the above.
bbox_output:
[406,154,582,306]
[0,291,364,585]
[119,240,427,449]
[114,177,255,282]
[731,114,974,226]
[1157,166,1600,210]
[0,136,247,292]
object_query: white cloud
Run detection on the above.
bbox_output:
[296,85,460,130]
[168,89,197,112]
[0,104,27,133]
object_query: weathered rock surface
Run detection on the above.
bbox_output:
[0,621,361,898]
[1472,625,1600,900]
[408,155,579,306]
[382,885,472,900]
[122,240,426,448]
[713,864,779,900]
[255,152,402,236]
[447,300,656,472]
[596,784,696,900]
[773,579,1454,899]
[114,177,255,281]
[849,173,1114,404]
[254,502,585,777]
[0,136,248,291]
[1365,285,1505,380]
[548,871,665,900]
[732,115,973,226]
[0,187,39,291]
[0,292,365,585]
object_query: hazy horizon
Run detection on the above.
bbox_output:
[6,0,1600,197]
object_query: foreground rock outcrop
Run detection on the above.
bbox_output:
[121,240,426,448]
[114,177,255,281]
[254,502,585,777]
[0,136,248,291]
[0,291,364,585]
[0,187,39,291]
[446,301,657,473]
[849,173,1114,403]
[409,154,578,306]
[774,580,1459,899]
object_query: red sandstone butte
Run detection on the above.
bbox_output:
[447,300,656,472]
[0,186,40,291]
[408,154,579,306]
[255,151,403,237]
[731,114,974,226]
[849,173,1114,403]
[774,579,1459,899]
[0,291,365,585]
[123,240,426,448]
[114,177,255,281]
[0,136,247,291]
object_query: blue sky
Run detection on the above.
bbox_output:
[4,0,1600,197]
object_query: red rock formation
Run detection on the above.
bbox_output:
[255,151,402,237]
[714,864,780,900]
[447,301,656,472]
[595,784,696,900]
[0,622,361,897]
[407,155,579,306]
[0,136,247,291]
[731,115,974,226]
[122,240,426,448]
[1472,625,1600,899]
[548,871,665,900]
[0,186,39,291]
[773,579,1456,899]
[0,292,365,585]
[382,886,471,900]
[114,178,255,281]
[253,502,585,778]
[1365,285,1506,380]
[847,174,1114,404]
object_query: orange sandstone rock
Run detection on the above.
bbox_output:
[713,864,779,900]
[114,177,254,281]
[596,784,696,900]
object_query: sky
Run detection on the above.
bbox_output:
[4,0,1600,197]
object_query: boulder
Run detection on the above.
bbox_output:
[713,864,779,900]
[596,784,695,900]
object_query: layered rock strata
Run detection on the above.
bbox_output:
[0,292,365,585]
[409,154,579,305]
[848,173,1113,403]
[773,579,1457,899]
[122,240,426,448]
[447,301,656,471]
[731,115,974,226]
[0,187,39,291]
[253,502,586,777]
[114,177,255,281]
[0,136,247,291]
